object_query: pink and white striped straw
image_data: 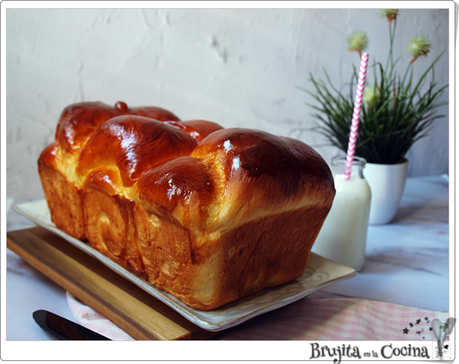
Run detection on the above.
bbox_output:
[344,52,369,180]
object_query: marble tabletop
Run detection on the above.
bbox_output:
[4,175,450,340]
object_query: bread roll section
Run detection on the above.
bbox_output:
[38,101,335,310]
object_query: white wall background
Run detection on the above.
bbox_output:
[5,6,450,202]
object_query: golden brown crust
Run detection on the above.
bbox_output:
[189,128,335,232]
[76,115,198,187]
[38,101,335,310]
[55,101,181,154]
[38,141,86,239]
[134,156,218,231]
[164,120,224,143]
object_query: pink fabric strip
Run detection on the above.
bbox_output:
[66,292,436,341]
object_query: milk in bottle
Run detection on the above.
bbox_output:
[312,156,371,271]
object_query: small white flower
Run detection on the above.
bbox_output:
[407,35,431,63]
[347,31,369,58]
[363,86,380,108]
[378,9,399,25]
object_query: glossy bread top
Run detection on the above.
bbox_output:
[189,128,335,231]
[76,115,198,187]
[56,101,181,153]
[42,100,334,233]
[191,128,333,200]
[164,120,223,143]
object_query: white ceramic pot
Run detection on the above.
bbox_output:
[363,159,409,225]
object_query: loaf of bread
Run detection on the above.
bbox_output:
[38,101,335,310]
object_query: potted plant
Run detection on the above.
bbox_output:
[299,9,448,224]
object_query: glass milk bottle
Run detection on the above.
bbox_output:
[312,156,371,271]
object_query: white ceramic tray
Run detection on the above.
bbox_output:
[13,200,357,332]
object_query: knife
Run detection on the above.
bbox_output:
[33,309,110,340]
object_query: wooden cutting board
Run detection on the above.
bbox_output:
[7,226,219,340]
